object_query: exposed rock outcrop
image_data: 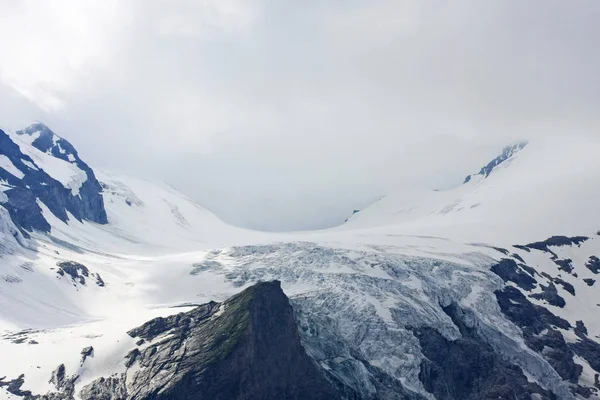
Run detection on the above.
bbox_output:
[56,261,105,287]
[464,142,528,183]
[0,124,107,236]
[80,280,340,400]
[126,280,338,399]
[586,256,600,274]
[414,303,556,400]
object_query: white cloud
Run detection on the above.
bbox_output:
[0,0,259,111]
[0,0,599,230]
[149,0,258,37]
[0,0,131,111]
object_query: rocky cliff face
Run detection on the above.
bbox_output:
[0,124,107,236]
[0,281,339,400]
[117,280,339,400]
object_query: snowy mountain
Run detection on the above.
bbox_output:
[1,125,599,399]
[463,141,528,184]
[343,136,600,243]
[0,123,106,235]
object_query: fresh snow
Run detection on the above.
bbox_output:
[342,135,600,244]
[20,159,38,170]
[0,154,24,179]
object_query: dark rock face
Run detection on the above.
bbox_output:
[539,272,576,296]
[80,346,94,364]
[512,253,526,263]
[530,282,566,308]
[523,236,589,255]
[56,261,105,287]
[552,277,575,296]
[513,236,590,278]
[0,124,107,235]
[0,364,78,400]
[492,240,600,397]
[513,244,531,252]
[85,280,340,400]
[571,323,600,374]
[583,278,596,286]
[95,274,106,287]
[1,282,339,400]
[586,256,600,274]
[0,374,32,397]
[414,303,555,400]
[490,259,537,290]
[57,261,89,285]
[494,285,600,397]
[495,287,582,384]
[554,258,574,274]
[48,363,78,396]
[575,321,588,338]
[1,187,50,233]
[490,246,510,255]
[80,374,127,400]
[18,123,108,225]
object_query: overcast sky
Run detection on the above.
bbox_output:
[1,0,599,230]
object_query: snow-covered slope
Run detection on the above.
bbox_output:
[1,125,599,399]
[343,136,600,244]
[42,170,266,256]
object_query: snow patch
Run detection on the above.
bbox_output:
[5,129,87,196]
[0,155,24,179]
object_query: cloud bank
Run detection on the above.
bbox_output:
[1,0,599,230]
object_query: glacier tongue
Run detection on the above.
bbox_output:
[188,242,575,399]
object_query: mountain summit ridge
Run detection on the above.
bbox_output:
[463,141,528,184]
[0,123,107,236]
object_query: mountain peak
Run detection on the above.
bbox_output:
[1,122,107,234]
[16,122,76,157]
[464,141,528,184]
[16,121,53,135]
[16,122,56,145]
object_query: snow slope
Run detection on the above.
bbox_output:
[41,170,268,256]
[343,136,600,244]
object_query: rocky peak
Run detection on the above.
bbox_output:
[79,280,340,400]
[17,123,86,167]
[0,123,107,236]
[16,122,58,153]
[464,141,528,184]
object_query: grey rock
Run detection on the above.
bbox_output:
[122,280,339,400]
[586,256,600,274]
[0,124,107,236]
[414,302,557,400]
[491,258,537,290]
[80,374,127,400]
[530,282,566,308]
[56,261,97,286]
[81,346,94,364]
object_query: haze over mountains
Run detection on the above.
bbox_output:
[1,123,599,399]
